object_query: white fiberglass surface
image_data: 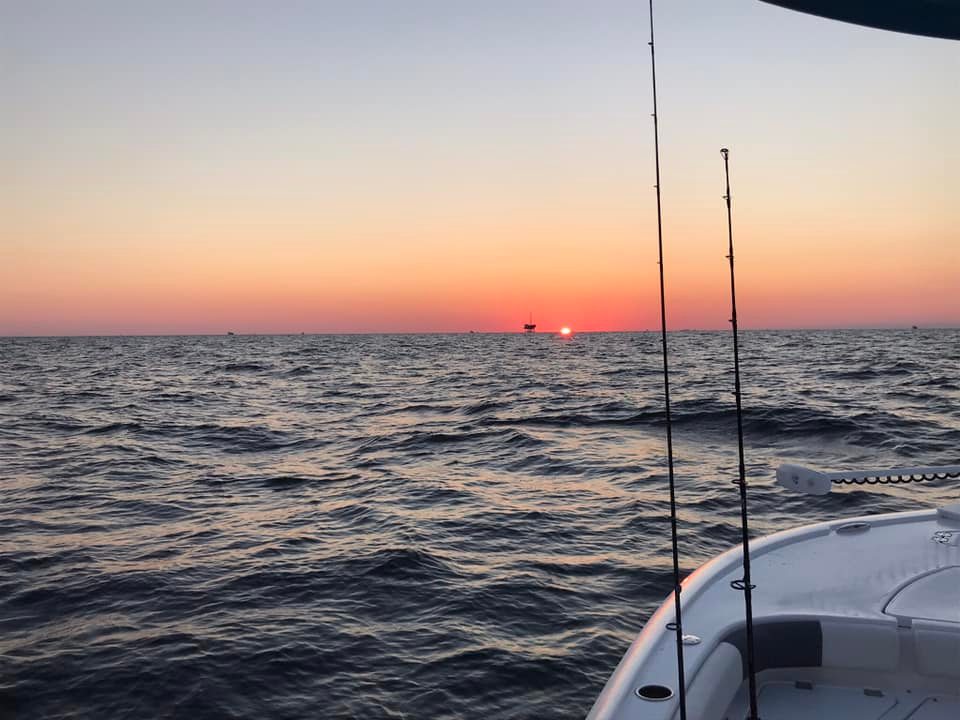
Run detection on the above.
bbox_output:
[587,510,960,720]
[885,566,960,623]
[746,683,895,719]
[908,697,960,719]
[725,684,960,720]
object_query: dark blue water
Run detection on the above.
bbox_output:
[2,330,958,719]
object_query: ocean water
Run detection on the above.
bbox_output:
[1,330,958,719]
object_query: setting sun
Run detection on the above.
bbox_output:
[560,327,572,336]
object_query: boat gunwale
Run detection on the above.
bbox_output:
[587,507,945,719]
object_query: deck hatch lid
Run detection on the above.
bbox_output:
[884,567,960,624]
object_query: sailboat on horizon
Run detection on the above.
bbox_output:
[523,312,536,333]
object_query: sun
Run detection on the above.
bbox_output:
[560,327,572,336]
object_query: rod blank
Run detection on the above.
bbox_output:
[648,1,687,718]
[722,147,761,720]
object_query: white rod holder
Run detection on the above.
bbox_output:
[776,463,960,495]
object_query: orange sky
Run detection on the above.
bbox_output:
[2,1,957,335]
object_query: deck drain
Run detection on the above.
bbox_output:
[636,684,673,701]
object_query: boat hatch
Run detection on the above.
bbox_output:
[884,567,960,624]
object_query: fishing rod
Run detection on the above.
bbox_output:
[648,2,687,717]
[721,147,760,720]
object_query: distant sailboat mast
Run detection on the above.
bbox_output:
[523,312,536,333]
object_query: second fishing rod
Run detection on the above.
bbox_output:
[721,147,760,720]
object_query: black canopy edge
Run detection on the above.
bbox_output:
[760,0,960,40]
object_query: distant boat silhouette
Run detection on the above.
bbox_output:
[227,331,236,336]
[523,312,536,333]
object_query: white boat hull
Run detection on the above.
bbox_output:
[587,504,960,719]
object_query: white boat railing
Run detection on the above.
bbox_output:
[776,463,960,495]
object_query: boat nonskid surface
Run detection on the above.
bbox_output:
[587,507,960,720]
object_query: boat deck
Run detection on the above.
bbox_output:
[588,504,960,720]
[736,682,958,720]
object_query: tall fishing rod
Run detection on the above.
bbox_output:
[721,147,760,720]
[648,2,687,717]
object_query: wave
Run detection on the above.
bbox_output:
[127,422,325,454]
[261,473,354,489]
[479,400,947,446]
[357,427,544,455]
[461,399,510,415]
[209,362,272,373]
[361,401,455,416]
[83,421,144,435]
[361,547,459,580]
[152,392,197,404]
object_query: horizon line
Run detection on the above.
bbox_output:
[2,325,957,339]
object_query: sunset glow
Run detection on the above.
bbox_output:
[2,1,957,335]
[560,327,572,336]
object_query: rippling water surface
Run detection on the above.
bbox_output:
[2,330,958,719]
